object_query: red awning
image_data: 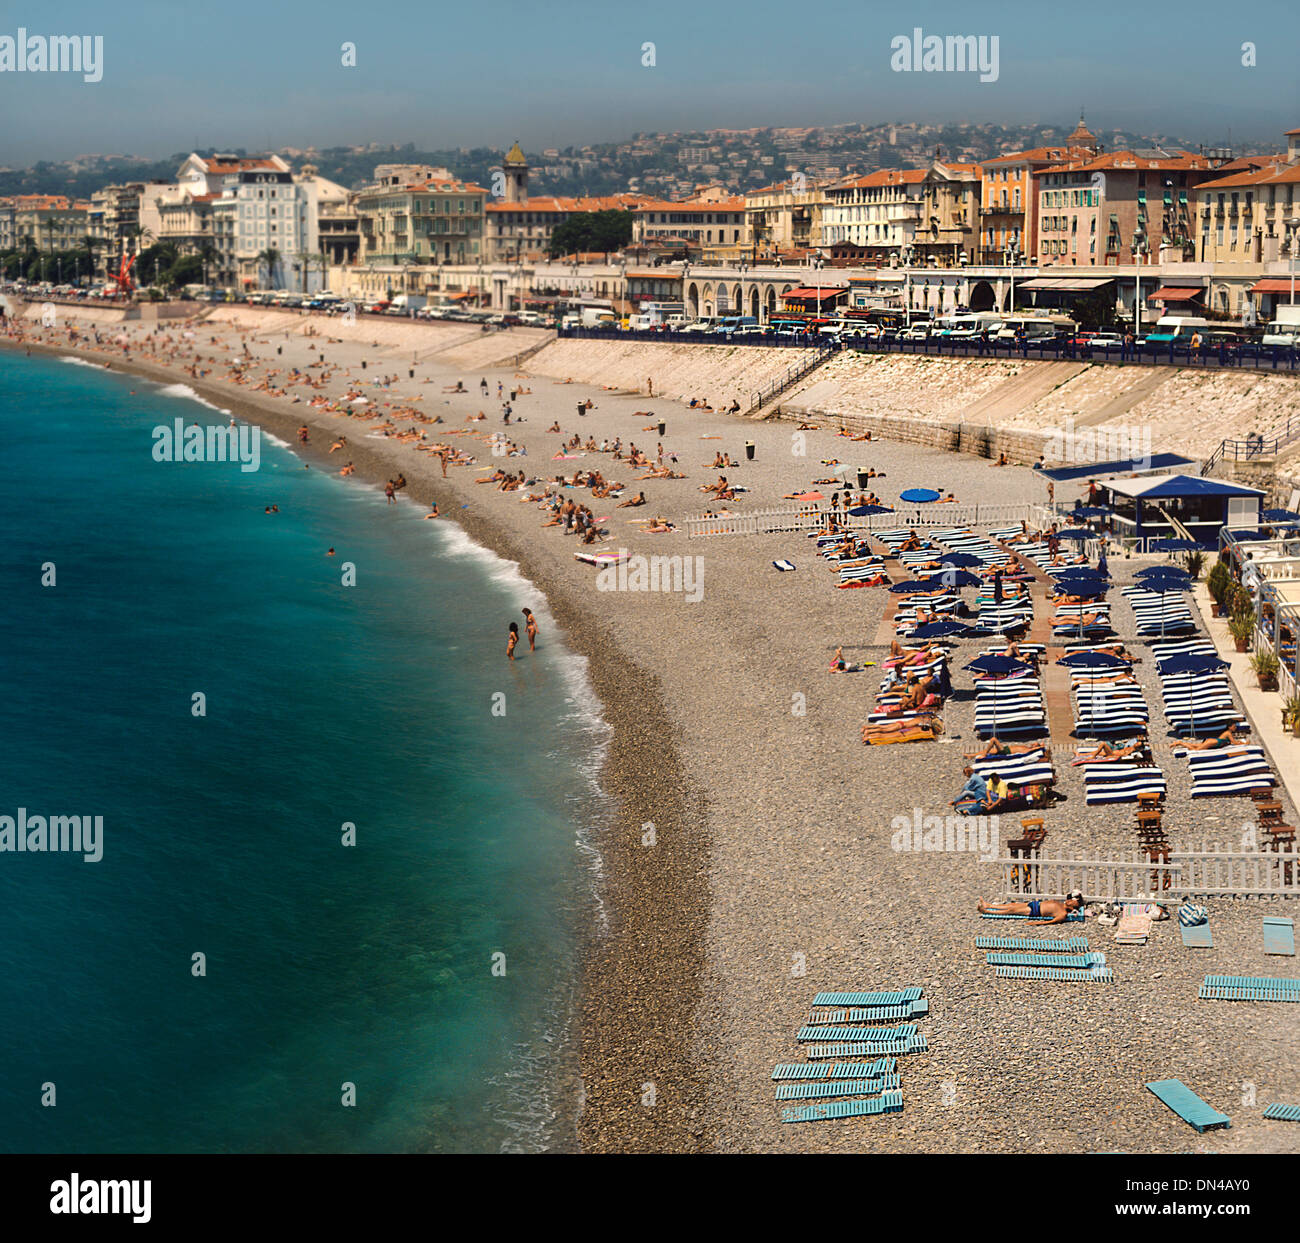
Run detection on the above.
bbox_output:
[1148,286,1203,302]
[782,287,847,300]
[1251,278,1300,295]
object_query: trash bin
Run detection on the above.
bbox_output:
[277,346,282,355]
[657,421,665,436]
[362,361,366,369]
[745,441,755,461]
[409,368,415,379]
[857,469,870,489]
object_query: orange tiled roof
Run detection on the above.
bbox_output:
[981,145,1092,168]
[1037,150,1210,175]
[829,169,927,190]
[1195,163,1300,191]
[203,157,281,173]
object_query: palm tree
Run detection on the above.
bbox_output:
[81,233,100,283]
[295,250,314,294]
[256,247,281,290]
[197,242,218,289]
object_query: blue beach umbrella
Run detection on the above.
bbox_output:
[847,504,894,517]
[1150,537,1201,553]
[1071,506,1109,520]
[1054,528,1092,542]
[1057,648,1130,738]
[1156,651,1230,735]
[888,578,947,594]
[921,569,983,590]
[1261,509,1300,523]
[900,488,941,503]
[964,653,1032,737]
[1137,563,1191,579]
[938,552,985,568]
[911,619,969,640]
[1138,571,1191,638]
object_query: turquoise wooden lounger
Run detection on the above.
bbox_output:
[809,1001,929,1022]
[771,1058,895,1081]
[995,965,1113,982]
[986,951,1106,969]
[805,1036,928,1058]
[1263,1103,1300,1122]
[781,1090,905,1123]
[1205,974,1300,990]
[774,1075,901,1100]
[1263,917,1296,956]
[812,988,922,1006]
[976,936,1089,952]
[980,912,1085,922]
[1180,922,1214,948]
[1146,1079,1231,1132]
[1199,983,1300,1002]
[797,1023,916,1042]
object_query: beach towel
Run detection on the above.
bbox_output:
[773,559,797,572]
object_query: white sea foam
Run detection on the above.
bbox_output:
[155,382,230,415]
[59,355,106,369]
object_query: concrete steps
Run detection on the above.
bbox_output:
[957,361,1089,428]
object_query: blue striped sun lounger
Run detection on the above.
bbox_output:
[1146,1079,1231,1132]
[1084,764,1167,806]
[773,559,797,572]
[1183,747,1275,797]
[1180,922,1214,948]
[781,1090,905,1123]
[980,911,1084,921]
[1263,1103,1300,1122]
[771,1057,897,1081]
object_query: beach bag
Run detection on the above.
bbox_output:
[1178,902,1208,928]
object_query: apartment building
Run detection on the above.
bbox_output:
[12,195,92,252]
[916,161,981,265]
[821,169,926,261]
[1194,126,1300,265]
[630,193,750,262]
[745,178,825,259]
[355,166,486,267]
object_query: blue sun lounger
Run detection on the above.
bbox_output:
[1199,976,1300,1002]
[1263,1103,1300,1122]
[986,951,1106,969]
[1180,922,1214,948]
[1263,917,1296,956]
[995,965,1112,982]
[809,1001,929,1022]
[980,911,1085,922]
[771,1058,897,1081]
[812,988,922,1006]
[796,1023,916,1043]
[976,936,1089,952]
[773,559,797,572]
[804,1036,928,1058]
[781,1090,905,1123]
[775,1075,902,1100]
[1146,1079,1231,1132]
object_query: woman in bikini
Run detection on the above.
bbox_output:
[522,608,538,651]
[506,623,519,661]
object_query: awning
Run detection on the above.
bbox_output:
[1040,453,1195,483]
[782,286,848,300]
[1017,277,1115,292]
[1149,286,1203,302]
[1251,278,1300,294]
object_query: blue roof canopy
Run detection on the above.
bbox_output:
[1136,475,1264,499]
[1040,453,1194,482]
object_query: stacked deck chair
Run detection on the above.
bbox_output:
[894,594,963,636]
[931,526,1014,569]
[972,598,1035,636]
[1006,535,1051,570]
[1083,757,1167,805]
[1071,672,1149,737]
[1174,744,1277,797]
[1051,601,1115,642]
[871,527,920,556]
[772,986,928,1123]
[1152,639,1246,737]
[973,670,1046,739]
[1124,584,1196,637]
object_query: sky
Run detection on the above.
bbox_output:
[1,0,1298,166]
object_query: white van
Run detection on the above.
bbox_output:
[1144,315,1210,345]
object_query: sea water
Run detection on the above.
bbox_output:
[0,350,609,1153]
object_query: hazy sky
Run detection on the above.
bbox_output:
[1,0,1297,165]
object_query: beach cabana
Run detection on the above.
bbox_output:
[1096,475,1263,551]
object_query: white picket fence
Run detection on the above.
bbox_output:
[996,844,1300,900]
[685,501,1045,538]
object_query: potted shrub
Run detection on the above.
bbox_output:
[1206,561,1230,616]
[1250,648,1280,691]
[1283,694,1300,738]
[1228,613,1255,653]
[1185,550,1205,582]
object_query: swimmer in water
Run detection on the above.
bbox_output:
[327,547,336,557]
[424,503,440,520]
[507,622,519,661]
[522,607,538,651]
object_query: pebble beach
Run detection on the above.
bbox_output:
[7,307,1299,1155]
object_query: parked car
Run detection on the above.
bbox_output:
[900,325,931,341]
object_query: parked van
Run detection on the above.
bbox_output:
[1144,315,1210,345]
[1262,305,1300,348]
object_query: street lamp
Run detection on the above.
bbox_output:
[1287,216,1300,306]
[1132,228,1149,335]
[1004,232,1021,314]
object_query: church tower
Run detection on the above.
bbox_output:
[503,140,529,204]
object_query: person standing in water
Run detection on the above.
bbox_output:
[506,622,519,661]
[522,607,538,651]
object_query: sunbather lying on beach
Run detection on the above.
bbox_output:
[1183,724,1244,750]
[1072,739,1148,764]
[966,737,1045,759]
[646,516,675,533]
[977,894,1085,925]
[828,646,865,673]
[617,492,646,508]
[861,716,943,742]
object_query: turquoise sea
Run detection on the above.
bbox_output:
[0,349,608,1153]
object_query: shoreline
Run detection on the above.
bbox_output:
[3,334,716,1154]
